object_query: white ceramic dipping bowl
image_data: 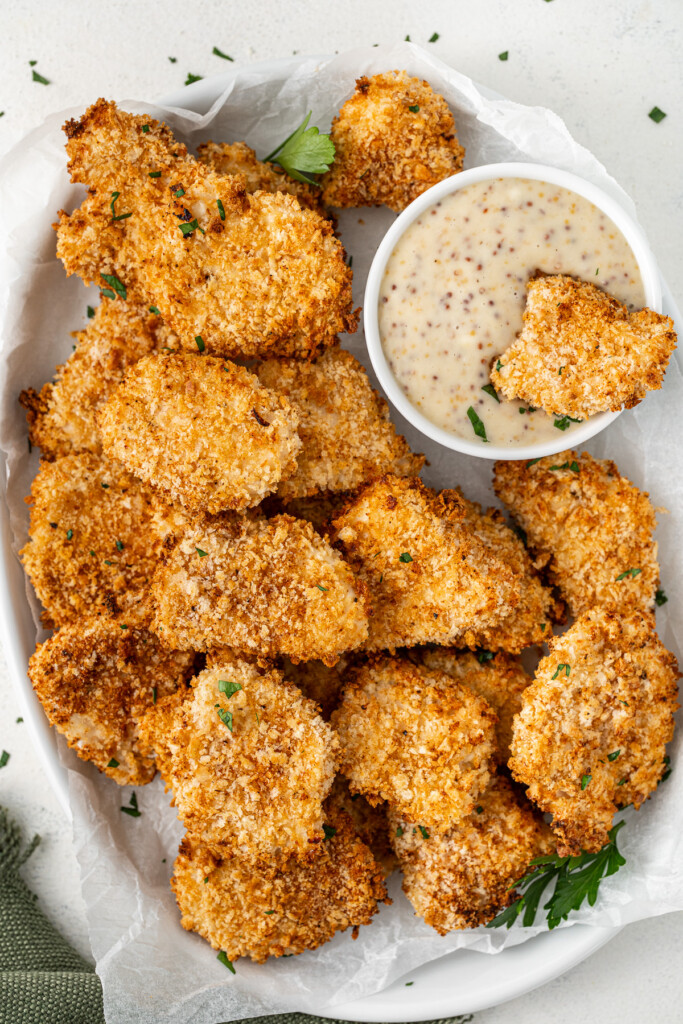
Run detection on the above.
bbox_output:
[364,162,662,461]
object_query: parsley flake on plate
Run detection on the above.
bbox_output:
[31,69,50,85]
[217,951,236,973]
[263,112,335,185]
[655,588,668,606]
[213,46,234,61]
[648,106,666,123]
[185,73,203,86]
[121,792,141,817]
[429,32,440,42]
[498,51,509,61]
[0,750,9,769]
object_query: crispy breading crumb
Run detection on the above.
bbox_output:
[491,274,677,419]
[494,450,659,617]
[331,655,498,832]
[97,351,301,514]
[331,476,520,651]
[139,660,338,858]
[256,348,424,500]
[170,801,388,962]
[150,514,369,663]
[509,606,679,855]
[321,71,464,212]
[326,775,397,876]
[28,618,193,785]
[390,775,553,933]
[280,655,348,720]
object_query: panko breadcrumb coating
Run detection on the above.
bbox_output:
[327,775,396,877]
[256,348,424,500]
[390,776,553,933]
[150,514,369,663]
[331,656,498,832]
[494,451,659,617]
[197,139,329,218]
[56,100,357,360]
[171,802,388,963]
[96,351,300,514]
[454,490,561,652]
[331,476,520,651]
[420,648,531,762]
[139,660,338,858]
[280,655,348,720]
[490,274,677,419]
[19,298,178,461]
[509,607,679,856]
[20,452,184,627]
[321,71,465,212]
[28,618,193,785]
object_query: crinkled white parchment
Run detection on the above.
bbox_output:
[0,41,681,1024]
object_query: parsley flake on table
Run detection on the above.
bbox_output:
[87,305,95,318]
[185,73,203,86]
[121,792,141,817]
[217,951,236,973]
[429,32,440,42]
[168,57,177,64]
[648,106,666,123]
[655,588,668,606]
[100,272,127,300]
[263,112,335,185]
[0,750,9,769]
[110,191,132,221]
[213,46,234,61]
[31,69,50,85]
[467,405,489,442]
[498,51,509,61]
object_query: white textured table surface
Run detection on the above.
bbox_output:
[1,1,682,1021]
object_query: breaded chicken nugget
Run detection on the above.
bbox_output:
[321,71,465,212]
[420,648,531,762]
[96,351,300,514]
[170,802,387,962]
[326,775,396,877]
[256,348,424,500]
[331,656,498,831]
[454,490,561,652]
[21,452,183,627]
[28,618,193,785]
[390,775,553,933]
[197,139,329,217]
[491,275,677,419]
[150,514,369,663]
[494,451,659,617]
[280,655,348,719]
[19,298,177,461]
[509,607,679,855]
[56,100,357,359]
[139,659,338,858]
[331,476,520,651]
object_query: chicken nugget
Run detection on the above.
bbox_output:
[139,659,338,858]
[420,648,531,762]
[170,801,387,963]
[326,775,396,876]
[96,351,300,514]
[197,139,329,217]
[19,298,177,461]
[331,476,520,651]
[331,656,498,832]
[56,100,357,360]
[509,606,679,855]
[256,348,424,500]
[20,452,183,627]
[28,618,193,785]
[150,514,369,663]
[279,655,348,719]
[321,71,464,212]
[494,450,659,616]
[490,275,677,419]
[390,775,553,933]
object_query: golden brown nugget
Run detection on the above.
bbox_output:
[197,139,329,217]
[256,348,424,500]
[97,351,301,514]
[390,776,553,933]
[326,775,396,877]
[19,298,178,461]
[490,275,677,419]
[509,607,679,856]
[420,648,531,762]
[331,476,520,651]
[56,100,357,359]
[140,660,338,858]
[280,656,348,720]
[331,656,498,832]
[150,514,369,663]
[454,490,560,652]
[28,618,193,785]
[170,803,387,962]
[494,451,659,617]
[21,452,184,627]
[321,71,465,212]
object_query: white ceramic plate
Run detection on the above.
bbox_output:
[2,55,680,1021]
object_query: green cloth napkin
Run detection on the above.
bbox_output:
[0,805,473,1024]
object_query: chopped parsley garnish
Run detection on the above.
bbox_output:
[174,187,185,197]
[149,306,161,315]
[66,529,73,540]
[217,198,226,220]
[477,650,494,664]
[526,458,540,467]
[419,825,430,840]
[196,548,208,557]
[89,550,95,557]
[217,951,236,973]
[405,981,414,986]
[607,750,621,762]
[580,774,592,790]
[616,568,641,581]
[498,51,509,61]
[495,359,503,371]
[429,31,440,42]
[655,588,668,606]
[121,792,141,817]
[101,482,109,489]
[481,383,500,403]
[104,560,113,566]
[322,824,337,840]
[595,268,599,276]
[115,539,124,551]
[466,405,488,442]
[396,825,404,837]
[405,34,411,41]
[149,170,161,178]
[142,125,151,133]
[487,821,625,930]
[218,680,242,699]
[16,718,23,723]
[264,910,275,915]
[316,583,329,591]
[558,366,564,375]
[475,806,484,814]
[120,624,128,630]
[0,750,9,769]
[554,415,582,431]
[152,687,157,705]
[179,219,200,237]
[87,305,95,318]
[185,73,203,86]
[110,191,132,221]
[551,663,570,679]
[399,552,413,563]
[617,778,627,786]
[212,46,234,61]
[107,758,119,768]
[549,461,580,473]
[32,69,50,85]
[540,622,547,631]
[195,335,205,352]
[408,104,420,113]
[100,272,127,300]
[662,755,672,782]
[648,106,666,123]
[168,57,177,63]
[263,112,335,185]
[215,705,233,731]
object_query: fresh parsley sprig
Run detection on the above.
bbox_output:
[263,112,335,185]
[487,820,626,931]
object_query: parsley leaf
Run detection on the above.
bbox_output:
[213,46,234,61]
[149,170,161,178]
[322,824,337,840]
[107,758,119,768]
[0,750,9,769]
[316,583,329,591]
[215,705,233,731]
[399,552,413,563]
[467,405,489,442]
[195,335,205,352]
[429,31,440,42]
[32,69,50,85]
[218,680,242,699]
[477,650,494,664]
[100,272,127,300]
[419,825,430,840]
[396,825,404,837]
[607,750,621,762]
[110,191,132,221]
[554,415,582,431]
[616,568,642,581]
[649,106,666,123]
[408,104,420,113]
[581,774,592,790]
[185,73,203,86]
[87,305,95,318]
[196,548,208,557]
[655,588,668,606]
[217,199,226,220]
[149,306,161,315]
[121,792,141,817]
[179,219,200,237]
[216,951,236,973]
[551,663,570,679]
[264,112,335,185]
[498,51,509,61]
[481,383,500,403]
[526,458,540,467]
